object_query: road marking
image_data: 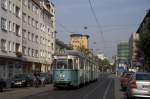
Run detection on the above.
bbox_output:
[82,78,107,99]
[102,79,113,99]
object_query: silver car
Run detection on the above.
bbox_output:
[127,72,150,99]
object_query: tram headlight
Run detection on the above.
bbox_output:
[60,74,65,80]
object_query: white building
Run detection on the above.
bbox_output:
[0,0,55,79]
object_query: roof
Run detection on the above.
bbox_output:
[70,34,90,38]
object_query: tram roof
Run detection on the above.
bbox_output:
[55,50,85,58]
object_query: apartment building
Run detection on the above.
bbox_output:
[129,33,139,67]
[0,0,55,79]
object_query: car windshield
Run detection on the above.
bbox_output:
[136,74,150,80]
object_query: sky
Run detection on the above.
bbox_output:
[51,0,150,61]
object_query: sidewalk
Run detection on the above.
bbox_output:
[0,84,53,99]
[114,76,125,99]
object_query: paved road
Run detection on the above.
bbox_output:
[23,74,115,99]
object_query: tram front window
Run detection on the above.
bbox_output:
[56,59,68,69]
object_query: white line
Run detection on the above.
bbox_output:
[102,79,113,99]
[82,79,106,99]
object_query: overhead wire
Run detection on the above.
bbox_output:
[88,0,106,53]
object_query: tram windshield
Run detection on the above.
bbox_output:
[55,59,73,69]
[56,59,68,69]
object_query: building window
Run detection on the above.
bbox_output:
[35,21,38,29]
[12,4,15,14]
[15,43,20,53]
[15,6,20,17]
[12,42,15,52]
[1,0,7,10]
[22,46,26,55]
[8,21,12,31]
[28,16,31,25]
[32,49,34,57]
[31,18,34,27]
[1,17,7,31]
[22,12,26,22]
[28,48,31,56]
[8,0,11,12]
[12,23,15,32]
[35,35,38,43]
[28,32,31,40]
[22,29,26,38]
[51,32,53,38]
[51,43,54,50]
[28,0,31,9]
[35,50,38,57]
[16,24,20,36]
[1,39,7,52]
[31,33,34,42]
[8,41,11,52]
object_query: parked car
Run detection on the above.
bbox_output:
[120,72,133,90]
[39,73,52,84]
[0,78,6,92]
[11,74,33,88]
[126,72,150,99]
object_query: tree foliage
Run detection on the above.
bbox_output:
[98,59,110,71]
[138,32,150,65]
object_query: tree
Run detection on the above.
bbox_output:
[98,59,110,71]
[138,32,150,66]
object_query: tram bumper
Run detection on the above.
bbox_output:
[54,81,71,87]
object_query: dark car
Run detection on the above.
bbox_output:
[0,78,6,92]
[11,74,33,88]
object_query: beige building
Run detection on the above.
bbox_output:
[0,0,55,79]
[70,34,89,50]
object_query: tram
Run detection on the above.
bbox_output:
[53,50,99,88]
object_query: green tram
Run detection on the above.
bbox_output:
[53,50,99,88]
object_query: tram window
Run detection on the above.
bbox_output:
[80,59,84,69]
[68,59,73,69]
[56,59,67,69]
[74,59,78,69]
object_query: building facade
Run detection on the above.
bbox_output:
[0,0,55,79]
[129,32,139,67]
[117,42,129,64]
[136,9,150,71]
[70,34,89,50]
[117,42,129,73]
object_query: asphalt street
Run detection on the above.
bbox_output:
[22,74,115,99]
